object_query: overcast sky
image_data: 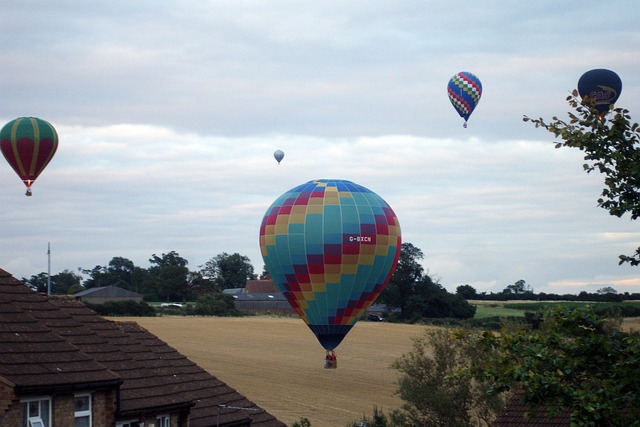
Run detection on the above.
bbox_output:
[2,1,640,295]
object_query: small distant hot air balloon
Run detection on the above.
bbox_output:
[259,179,402,367]
[447,71,482,128]
[273,149,284,164]
[577,69,622,115]
[0,117,58,196]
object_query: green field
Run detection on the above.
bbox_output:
[472,304,526,319]
[471,300,640,319]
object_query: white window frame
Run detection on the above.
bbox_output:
[157,414,170,427]
[116,420,144,427]
[20,396,51,427]
[74,393,92,427]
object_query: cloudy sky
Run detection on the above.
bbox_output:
[2,1,640,295]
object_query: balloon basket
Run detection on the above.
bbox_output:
[324,350,337,369]
[25,188,32,197]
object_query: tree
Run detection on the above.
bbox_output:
[470,306,640,425]
[81,257,147,293]
[597,286,617,295]
[146,251,190,301]
[21,270,82,294]
[502,279,531,295]
[52,269,82,294]
[199,252,257,291]
[192,292,238,316]
[21,272,49,293]
[456,284,478,300]
[381,242,475,321]
[390,328,507,427]
[524,92,640,265]
[379,242,425,315]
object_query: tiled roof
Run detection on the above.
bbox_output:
[74,285,142,298]
[492,392,570,426]
[0,268,285,427]
[245,280,279,294]
[0,269,120,392]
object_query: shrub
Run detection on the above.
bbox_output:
[85,300,156,316]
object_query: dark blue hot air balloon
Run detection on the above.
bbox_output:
[577,69,622,115]
[447,72,482,128]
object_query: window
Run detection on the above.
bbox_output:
[20,397,51,427]
[157,415,170,427]
[116,421,143,427]
[75,393,92,427]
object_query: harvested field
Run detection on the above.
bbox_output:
[115,316,429,427]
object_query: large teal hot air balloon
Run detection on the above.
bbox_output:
[259,179,402,360]
[0,117,58,196]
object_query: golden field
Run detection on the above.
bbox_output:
[115,316,428,427]
[115,315,640,427]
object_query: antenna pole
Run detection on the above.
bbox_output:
[47,242,51,296]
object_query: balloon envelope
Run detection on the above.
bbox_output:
[577,69,622,115]
[0,117,58,195]
[259,179,402,350]
[273,149,284,164]
[447,71,482,126]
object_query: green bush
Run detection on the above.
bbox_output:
[190,292,239,316]
[85,300,156,316]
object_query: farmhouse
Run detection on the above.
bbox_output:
[73,285,143,304]
[232,292,293,314]
[0,268,286,427]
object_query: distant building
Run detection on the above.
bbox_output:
[73,285,143,304]
[232,292,294,314]
[0,268,285,427]
[245,279,279,294]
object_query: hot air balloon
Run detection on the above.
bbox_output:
[447,71,482,128]
[274,149,284,164]
[259,179,401,367]
[1,117,58,196]
[577,69,622,115]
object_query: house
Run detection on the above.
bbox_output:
[232,292,293,314]
[0,268,286,427]
[244,280,279,294]
[73,285,143,304]
[491,393,571,426]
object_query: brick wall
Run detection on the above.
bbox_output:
[52,390,117,427]
[0,382,19,426]
[93,389,117,427]
[53,393,75,426]
[1,388,118,427]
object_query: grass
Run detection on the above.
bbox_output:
[472,304,526,319]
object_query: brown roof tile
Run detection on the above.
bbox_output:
[0,269,120,391]
[0,269,285,426]
[492,392,571,426]
[245,280,279,294]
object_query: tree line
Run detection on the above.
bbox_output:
[22,242,478,322]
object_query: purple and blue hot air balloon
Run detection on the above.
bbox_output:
[259,179,401,355]
[577,69,622,115]
[447,71,482,128]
